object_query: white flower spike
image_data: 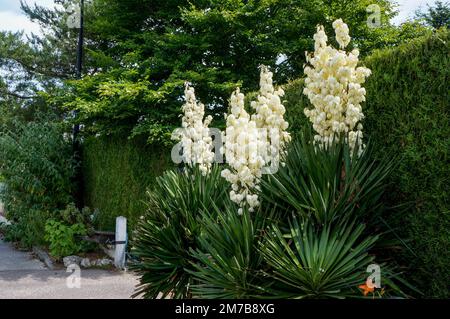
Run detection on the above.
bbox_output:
[173,83,214,175]
[303,19,371,156]
[222,66,291,213]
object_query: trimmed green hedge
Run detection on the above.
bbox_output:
[82,135,172,230]
[364,30,449,298]
[282,30,449,298]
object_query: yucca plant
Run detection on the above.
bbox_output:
[260,128,395,225]
[260,217,411,298]
[260,217,379,298]
[188,204,276,299]
[130,164,228,299]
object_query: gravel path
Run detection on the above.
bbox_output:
[0,239,139,299]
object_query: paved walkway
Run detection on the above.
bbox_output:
[0,239,45,272]
[0,239,139,299]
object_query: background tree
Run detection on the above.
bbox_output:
[0,0,108,131]
[57,0,408,144]
[0,0,431,144]
[415,1,450,29]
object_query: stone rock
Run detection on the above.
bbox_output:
[80,258,91,268]
[63,255,81,267]
[32,246,55,270]
[63,256,113,268]
[96,258,113,267]
[0,215,10,226]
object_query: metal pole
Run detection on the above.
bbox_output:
[75,0,84,79]
[74,0,84,209]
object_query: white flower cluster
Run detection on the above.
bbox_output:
[173,83,214,175]
[221,88,262,214]
[333,19,350,49]
[221,67,290,214]
[303,19,371,155]
[251,66,291,163]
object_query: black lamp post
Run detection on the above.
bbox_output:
[55,0,84,209]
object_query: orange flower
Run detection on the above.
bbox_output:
[359,283,375,296]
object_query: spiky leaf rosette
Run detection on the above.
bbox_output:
[130,165,228,299]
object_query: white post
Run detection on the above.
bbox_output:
[114,216,127,269]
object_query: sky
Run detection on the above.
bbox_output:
[0,0,55,35]
[0,0,443,35]
[391,0,441,24]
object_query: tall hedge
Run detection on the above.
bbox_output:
[82,134,172,230]
[364,30,449,298]
[282,30,449,298]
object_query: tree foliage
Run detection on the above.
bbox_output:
[415,0,450,29]
[0,0,432,144]
[0,116,76,247]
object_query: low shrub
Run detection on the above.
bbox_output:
[2,209,51,247]
[0,116,75,247]
[44,203,98,259]
[44,219,87,259]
